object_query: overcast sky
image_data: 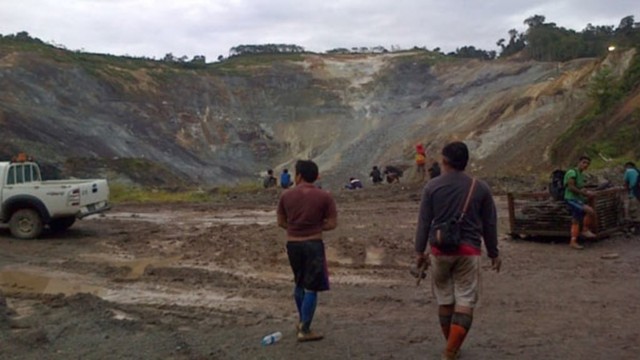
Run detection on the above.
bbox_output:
[0,0,636,61]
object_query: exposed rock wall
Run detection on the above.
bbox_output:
[0,47,635,188]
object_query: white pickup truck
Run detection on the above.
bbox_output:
[0,158,110,239]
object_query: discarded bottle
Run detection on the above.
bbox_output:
[261,331,282,346]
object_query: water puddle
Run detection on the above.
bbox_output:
[331,274,400,285]
[202,210,276,226]
[365,246,385,265]
[0,268,105,296]
[325,247,354,265]
[104,210,276,226]
[110,309,137,321]
[101,285,247,308]
[100,212,173,224]
[78,254,181,279]
[123,256,182,279]
[0,253,181,298]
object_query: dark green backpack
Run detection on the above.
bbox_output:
[549,169,566,201]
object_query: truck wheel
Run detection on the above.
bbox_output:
[49,216,76,232]
[9,209,43,239]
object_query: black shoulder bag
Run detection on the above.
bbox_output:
[429,178,477,252]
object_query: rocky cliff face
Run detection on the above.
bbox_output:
[0,44,637,189]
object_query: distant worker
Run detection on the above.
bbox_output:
[415,144,427,181]
[564,156,597,250]
[623,161,640,229]
[384,165,403,183]
[345,177,363,190]
[280,168,292,189]
[263,169,277,189]
[277,160,337,342]
[428,161,441,179]
[369,166,383,185]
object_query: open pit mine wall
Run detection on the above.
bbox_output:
[0,49,634,188]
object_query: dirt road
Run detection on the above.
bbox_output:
[1,185,639,359]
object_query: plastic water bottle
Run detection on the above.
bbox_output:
[261,331,282,346]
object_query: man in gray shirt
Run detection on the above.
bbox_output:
[414,141,501,360]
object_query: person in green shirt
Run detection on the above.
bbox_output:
[563,156,597,249]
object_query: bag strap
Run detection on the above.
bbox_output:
[459,178,477,220]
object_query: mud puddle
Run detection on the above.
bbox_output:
[0,267,105,296]
[78,253,182,279]
[103,209,276,226]
[0,245,397,314]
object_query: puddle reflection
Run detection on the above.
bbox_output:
[365,246,385,265]
[0,270,105,296]
[104,210,276,226]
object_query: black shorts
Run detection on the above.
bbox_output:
[286,240,330,291]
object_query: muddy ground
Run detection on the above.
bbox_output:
[1,183,639,360]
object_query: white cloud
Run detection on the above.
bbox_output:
[0,0,635,61]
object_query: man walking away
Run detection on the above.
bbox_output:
[563,156,597,249]
[277,160,338,342]
[414,141,501,360]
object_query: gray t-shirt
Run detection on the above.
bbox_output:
[414,171,499,258]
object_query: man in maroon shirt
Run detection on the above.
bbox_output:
[277,160,338,342]
[414,141,501,360]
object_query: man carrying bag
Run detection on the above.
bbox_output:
[414,141,501,360]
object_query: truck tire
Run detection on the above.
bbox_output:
[9,209,43,239]
[49,216,76,232]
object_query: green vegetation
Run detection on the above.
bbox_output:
[0,32,309,80]
[1,32,203,77]
[451,46,496,60]
[499,14,640,61]
[209,52,305,76]
[586,111,640,164]
[588,50,640,115]
[0,32,160,68]
[390,50,450,66]
[551,51,640,165]
[621,50,640,92]
[588,66,622,112]
[109,181,263,204]
[229,44,305,56]
[109,183,212,203]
